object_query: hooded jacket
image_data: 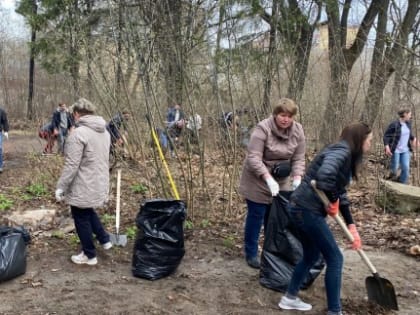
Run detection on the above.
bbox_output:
[57,115,110,208]
[239,116,306,204]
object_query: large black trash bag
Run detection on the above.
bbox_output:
[132,199,186,280]
[260,192,325,292]
[0,226,30,283]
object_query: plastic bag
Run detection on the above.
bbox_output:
[0,226,29,283]
[260,192,325,292]
[132,199,186,280]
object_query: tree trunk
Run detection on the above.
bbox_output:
[262,0,279,112]
[320,0,382,144]
[287,23,315,105]
[361,0,419,126]
[26,0,37,121]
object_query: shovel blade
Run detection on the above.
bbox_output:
[366,275,398,310]
[109,233,128,247]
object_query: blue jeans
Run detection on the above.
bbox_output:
[58,127,68,153]
[0,133,3,168]
[287,206,343,313]
[244,199,270,259]
[71,206,110,259]
[391,151,411,184]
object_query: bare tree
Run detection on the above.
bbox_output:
[361,0,420,126]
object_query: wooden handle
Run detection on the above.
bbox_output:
[310,180,378,274]
[116,169,121,233]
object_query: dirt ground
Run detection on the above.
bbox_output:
[0,132,419,315]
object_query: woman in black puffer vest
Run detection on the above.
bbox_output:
[278,122,373,315]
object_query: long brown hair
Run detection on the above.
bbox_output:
[339,122,371,180]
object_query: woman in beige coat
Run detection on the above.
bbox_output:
[239,98,306,268]
[55,98,112,265]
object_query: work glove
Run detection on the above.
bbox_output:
[291,176,301,190]
[327,199,339,216]
[265,176,280,197]
[348,224,362,250]
[3,132,8,140]
[55,189,64,202]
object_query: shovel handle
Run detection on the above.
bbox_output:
[310,180,378,275]
[116,169,121,233]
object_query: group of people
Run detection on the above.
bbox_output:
[239,98,416,314]
[157,103,203,156]
[39,102,129,159]
[0,96,413,314]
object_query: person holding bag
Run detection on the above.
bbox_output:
[239,98,306,269]
[278,122,372,315]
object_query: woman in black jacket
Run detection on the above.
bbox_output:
[383,108,417,184]
[278,122,373,315]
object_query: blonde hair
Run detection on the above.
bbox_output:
[273,98,298,116]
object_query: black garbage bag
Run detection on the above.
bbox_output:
[260,192,325,292]
[132,199,186,280]
[0,226,30,283]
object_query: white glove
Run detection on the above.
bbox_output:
[292,176,302,190]
[3,132,8,140]
[265,176,280,197]
[55,189,64,202]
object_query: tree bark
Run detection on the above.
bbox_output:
[319,0,382,144]
[262,0,279,112]
[361,0,420,126]
[26,0,37,121]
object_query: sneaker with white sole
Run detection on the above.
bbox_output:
[71,252,97,265]
[102,242,113,250]
[278,296,312,311]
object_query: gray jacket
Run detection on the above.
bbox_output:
[57,115,110,208]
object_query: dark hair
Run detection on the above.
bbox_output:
[339,122,372,180]
[272,98,298,116]
[397,107,411,118]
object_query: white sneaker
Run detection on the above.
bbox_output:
[279,296,312,311]
[71,252,97,265]
[102,242,113,250]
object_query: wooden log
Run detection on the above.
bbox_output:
[376,179,420,214]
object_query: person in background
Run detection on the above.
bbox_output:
[55,98,112,265]
[383,107,417,184]
[166,103,185,156]
[278,122,372,315]
[52,102,74,154]
[186,113,202,145]
[239,98,306,269]
[106,109,130,157]
[39,121,56,155]
[0,106,9,173]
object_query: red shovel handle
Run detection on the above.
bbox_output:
[310,180,378,275]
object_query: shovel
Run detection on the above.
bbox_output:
[109,169,127,247]
[310,180,398,310]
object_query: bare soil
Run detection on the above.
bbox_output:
[0,132,419,315]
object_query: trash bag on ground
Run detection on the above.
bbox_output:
[260,192,325,292]
[132,199,186,280]
[0,226,30,283]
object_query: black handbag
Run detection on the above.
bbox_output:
[271,160,292,179]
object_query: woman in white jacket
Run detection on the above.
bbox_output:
[55,98,112,265]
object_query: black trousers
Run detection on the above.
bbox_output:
[71,206,110,258]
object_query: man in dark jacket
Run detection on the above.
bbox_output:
[0,107,9,173]
[52,102,74,154]
[383,107,417,184]
[106,110,130,156]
